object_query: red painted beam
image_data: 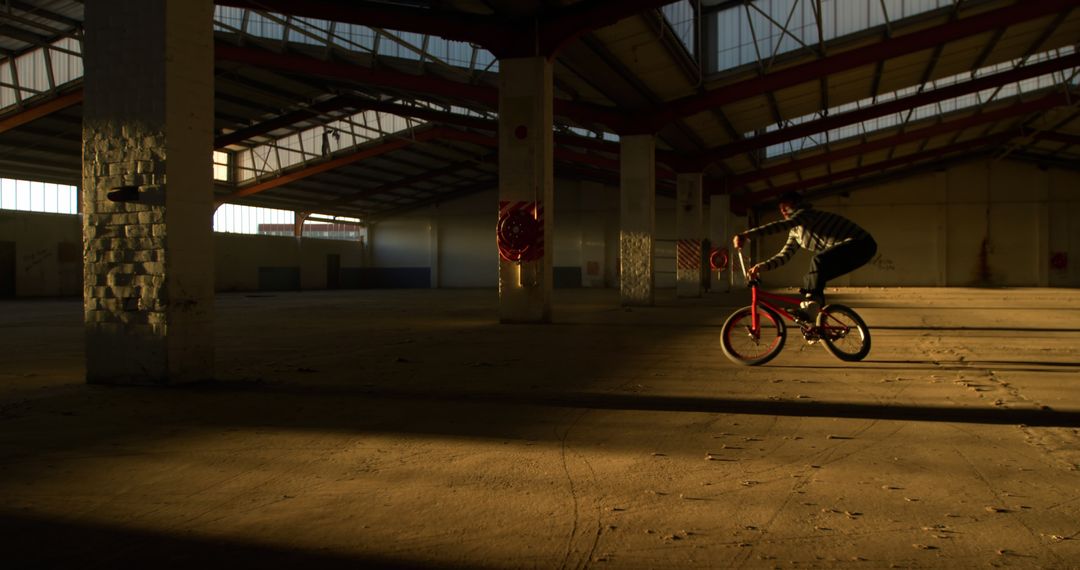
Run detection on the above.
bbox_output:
[215,95,357,148]
[737,133,1013,205]
[215,43,630,132]
[0,90,83,135]
[693,50,1080,168]
[217,43,498,106]
[730,91,1073,188]
[654,0,1077,127]
[227,126,456,200]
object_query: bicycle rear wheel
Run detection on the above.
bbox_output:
[816,304,871,362]
[721,306,787,366]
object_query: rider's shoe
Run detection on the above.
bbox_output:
[800,291,824,311]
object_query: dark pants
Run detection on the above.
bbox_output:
[803,236,877,296]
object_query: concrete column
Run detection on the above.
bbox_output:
[709,194,731,293]
[82,0,214,384]
[675,172,703,298]
[498,57,553,322]
[619,135,655,306]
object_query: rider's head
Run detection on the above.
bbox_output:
[778,191,805,219]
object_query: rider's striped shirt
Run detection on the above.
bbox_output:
[744,207,870,271]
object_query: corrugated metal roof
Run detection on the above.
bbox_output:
[0,0,1077,219]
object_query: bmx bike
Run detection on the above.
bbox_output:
[721,248,871,366]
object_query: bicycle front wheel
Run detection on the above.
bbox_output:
[721,306,787,366]
[816,304,871,362]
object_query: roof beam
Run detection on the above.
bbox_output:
[214,0,672,58]
[215,42,630,132]
[690,49,1080,167]
[652,0,1076,128]
[217,42,498,105]
[215,95,355,148]
[0,90,83,134]
[537,0,675,57]
[4,0,83,29]
[735,132,1013,205]
[730,90,1074,188]
[214,0,493,46]
[323,158,491,208]
[225,126,458,200]
[1035,131,1080,148]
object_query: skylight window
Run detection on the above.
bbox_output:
[710,0,953,73]
[755,47,1080,159]
[212,7,500,73]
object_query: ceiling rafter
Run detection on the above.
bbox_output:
[689,49,1080,167]
[729,90,1075,189]
[323,157,495,208]
[0,89,82,134]
[215,0,675,59]
[735,132,1013,205]
[651,0,1075,128]
[215,41,631,132]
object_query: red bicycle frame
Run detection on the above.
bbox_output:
[736,247,828,338]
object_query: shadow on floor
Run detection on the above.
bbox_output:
[166,380,1080,429]
[1,511,473,570]
[771,359,1080,373]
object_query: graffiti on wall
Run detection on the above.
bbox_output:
[22,248,51,272]
[869,253,895,271]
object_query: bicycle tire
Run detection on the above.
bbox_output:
[816,304,871,362]
[721,305,787,366]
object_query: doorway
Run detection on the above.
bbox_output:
[0,241,14,297]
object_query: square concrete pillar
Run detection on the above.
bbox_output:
[676,172,703,298]
[709,194,731,293]
[498,57,553,323]
[620,135,655,306]
[82,0,215,384]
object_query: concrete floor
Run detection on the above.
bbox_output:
[1,287,1078,569]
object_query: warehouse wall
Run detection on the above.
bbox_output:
[371,159,1079,290]
[368,180,644,289]
[0,210,82,297]
[0,211,365,297]
[755,159,1080,288]
[214,233,366,292]
[5,158,1075,298]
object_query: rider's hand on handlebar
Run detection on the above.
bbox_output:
[747,265,760,280]
[732,233,748,249]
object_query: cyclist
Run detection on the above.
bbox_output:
[733,191,876,315]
